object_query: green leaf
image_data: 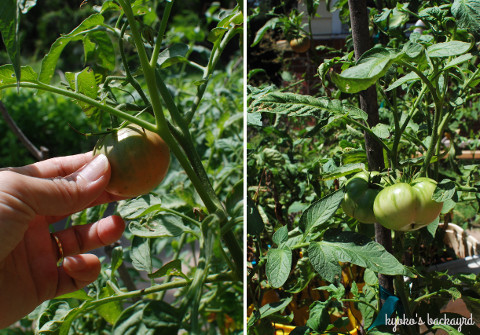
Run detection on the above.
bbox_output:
[386,71,419,91]
[321,163,365,180]
[452,0,480,35]
[142,301,181,331]
[308,242,342,283]
[110,245,123,277]
[117,194,162,219]
[97,286,122,325]
[112,301,148,334]
[433,179,456,202]
[0,0,20,83]
[157,43,189,68]
[250,91,368,121]
[251,17,280,47]
[148,259,188,280]
[444,53,474,70]
[65,68,98,116]
[426,41,472,58]
[266,247,292,288]
[372,123,391,139]
[55,289,92,301]
[331,47,403,93]
[309,230,414,283]
[299,189,345,236]
[306,300,331,333]
[83,30,115,71]
[247,196,265,235]
[0,64,37,86]
[39,14,104,84]
[208,27,227,43]
[130,236,152,273]
[257,296,293,319]
[272,225,289,246]
[129,214,192,238]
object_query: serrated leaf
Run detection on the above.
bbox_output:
[0,0,20,83]
[39,14,104,84]
[321,163,365,180]
[128,214,192,238]
[266,247,292,288]
[250,91,368,121]
[130,236,152,273]
[299,189,345,235]
[452,0,480,35]
[426,41,472,58]
[309,230,414,283]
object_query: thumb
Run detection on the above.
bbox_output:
[6,154,111,217]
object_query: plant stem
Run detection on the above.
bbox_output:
[149,0,174,67]
[0,82,155,130]
[86,272,234,310]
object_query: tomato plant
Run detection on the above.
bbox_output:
[0,0,243,333]
[248,0,480,334]
[94,124,170,198]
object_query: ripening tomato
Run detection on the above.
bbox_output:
[94,124,170,197]
[411,177,443,227]
[341,171,380,223]
[373,178,443,231]
[289,36,311,53]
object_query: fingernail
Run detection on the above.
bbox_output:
[78,154,109,182]
[63,256,86,271]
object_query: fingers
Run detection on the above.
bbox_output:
[56,254,102,297]
[52,216,125,258]
[0,154,111,218]
[1,152,94,178]
[52,216,125,298]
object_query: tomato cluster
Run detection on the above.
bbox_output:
[342,173,443,231]
[94,124,170,198]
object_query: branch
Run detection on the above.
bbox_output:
[0,100,49,161]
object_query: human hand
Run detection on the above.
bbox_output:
[0,153,126,328]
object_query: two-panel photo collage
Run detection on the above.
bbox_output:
[0,0,479,334]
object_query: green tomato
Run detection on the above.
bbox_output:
[411,177,443,227]
[341,172,380,223]
[373,183,419,231]
[373,178,443,231]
